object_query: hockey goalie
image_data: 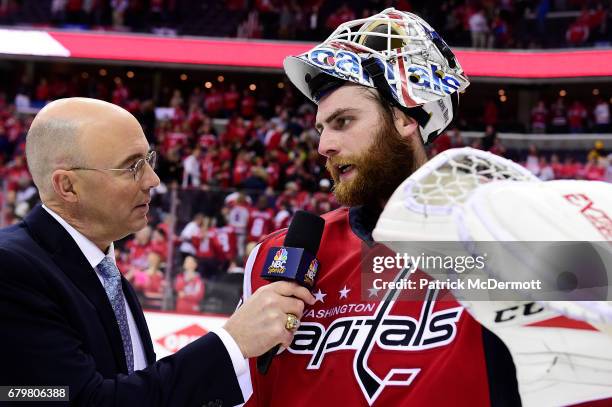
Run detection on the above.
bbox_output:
[241,6,611,406]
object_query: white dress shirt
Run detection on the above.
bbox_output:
[41,205,248,389]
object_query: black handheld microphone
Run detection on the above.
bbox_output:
[256,210,325,374]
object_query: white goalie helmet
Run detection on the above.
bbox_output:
[284,7,470,145]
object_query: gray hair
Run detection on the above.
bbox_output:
[25,117,83,198]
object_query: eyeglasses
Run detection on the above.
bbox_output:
[69,151,157,182]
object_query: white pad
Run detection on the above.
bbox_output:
[373,147,612,406]
[456,179,612,324]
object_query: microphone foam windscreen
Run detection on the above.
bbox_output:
[283,211,325,255]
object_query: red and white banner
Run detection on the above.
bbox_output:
[144,310,228,359]
[0,28,611,79]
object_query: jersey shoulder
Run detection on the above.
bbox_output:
[258,207,350,249]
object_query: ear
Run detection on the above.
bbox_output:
[392,107,420,141]
[51,170,79,203]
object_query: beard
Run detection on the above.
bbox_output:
[326,117,419,207]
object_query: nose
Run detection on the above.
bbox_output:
[317,129,341,158]
[141,161,160,190]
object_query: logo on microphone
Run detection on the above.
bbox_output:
[268,248,289,274]
[304,259,319,286]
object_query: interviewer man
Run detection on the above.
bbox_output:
[0,98,313,406]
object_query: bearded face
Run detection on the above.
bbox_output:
[325,108,419,207]
[315,84,424,208]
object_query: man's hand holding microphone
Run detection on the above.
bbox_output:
[224,211,325,367]
[224,281,314,358]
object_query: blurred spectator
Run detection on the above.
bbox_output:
[278,3,296,39]
[51,0,67,23]
[538,156,555,180]
[224,117,249,145]
[125,226,152,270]
[432,131,452,154]
[559,156,582,179]
[34,79,50,104]
[115,248,131,279]
[197,119,218,149]
[226,193,250,257]
[169,89,183,109]
[469,9,489,48]
[242,166,269,199]
[138,100,157,145]
[200,145,219,184]
[587,140,606,161]
[237,10,263,39]
[204,87,224,118]
[223,84,240,116]
[247,195,274,244]
[174,256,205,313]
[274,201,293,230]
[211,221,238,267]
[550,154,563,178]
[593,97,611,133]
[588,3,608,43]
[606,154,612,183]
[481,125,498,151]
[549,97,568,133]
[568,100,588,133]
[447,127,465,148]
[111,0,128,29]
[310,178,337,215]
[490,10,511,48]
[581,156,606,181]
[567,4,608,46]
[193,223,222,278]
[536,0,551,47]
[112,78,129,107]
[525,144,540,175]
[304,4,321,40]
[182,146,201,187]
[255,0,279,38]
[179,212,205,258]
[326,3,355,31]
[149,228,168,261]
[489,136,507,157]
[5,155,32,194]
[240,90,257,119]
[566,18,590,46]
[133,251,165,308]
[531,100,548,133]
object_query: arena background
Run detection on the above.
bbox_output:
[0,0,610,358]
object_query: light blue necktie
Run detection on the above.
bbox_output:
[97,256,134,374]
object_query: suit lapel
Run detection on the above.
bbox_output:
[122,278,156,364]
[24,205,128,373]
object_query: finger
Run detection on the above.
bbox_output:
[280,331,296,349]
[270,281,316,305]
[275,296,305,319]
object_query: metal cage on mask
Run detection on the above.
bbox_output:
[283,7,470,145]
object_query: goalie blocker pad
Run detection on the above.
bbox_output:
[458,179,612,407]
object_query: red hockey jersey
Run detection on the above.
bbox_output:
[243,207,519,407]
[247,208,274,244]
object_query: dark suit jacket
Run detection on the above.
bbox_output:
[0,205,243,406]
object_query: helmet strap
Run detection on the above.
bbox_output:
[362,58,431,141]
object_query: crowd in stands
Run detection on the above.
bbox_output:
[432,126,612,182]
[0,71,611,312]
[530,97,611,133]
[0,0,609,49]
